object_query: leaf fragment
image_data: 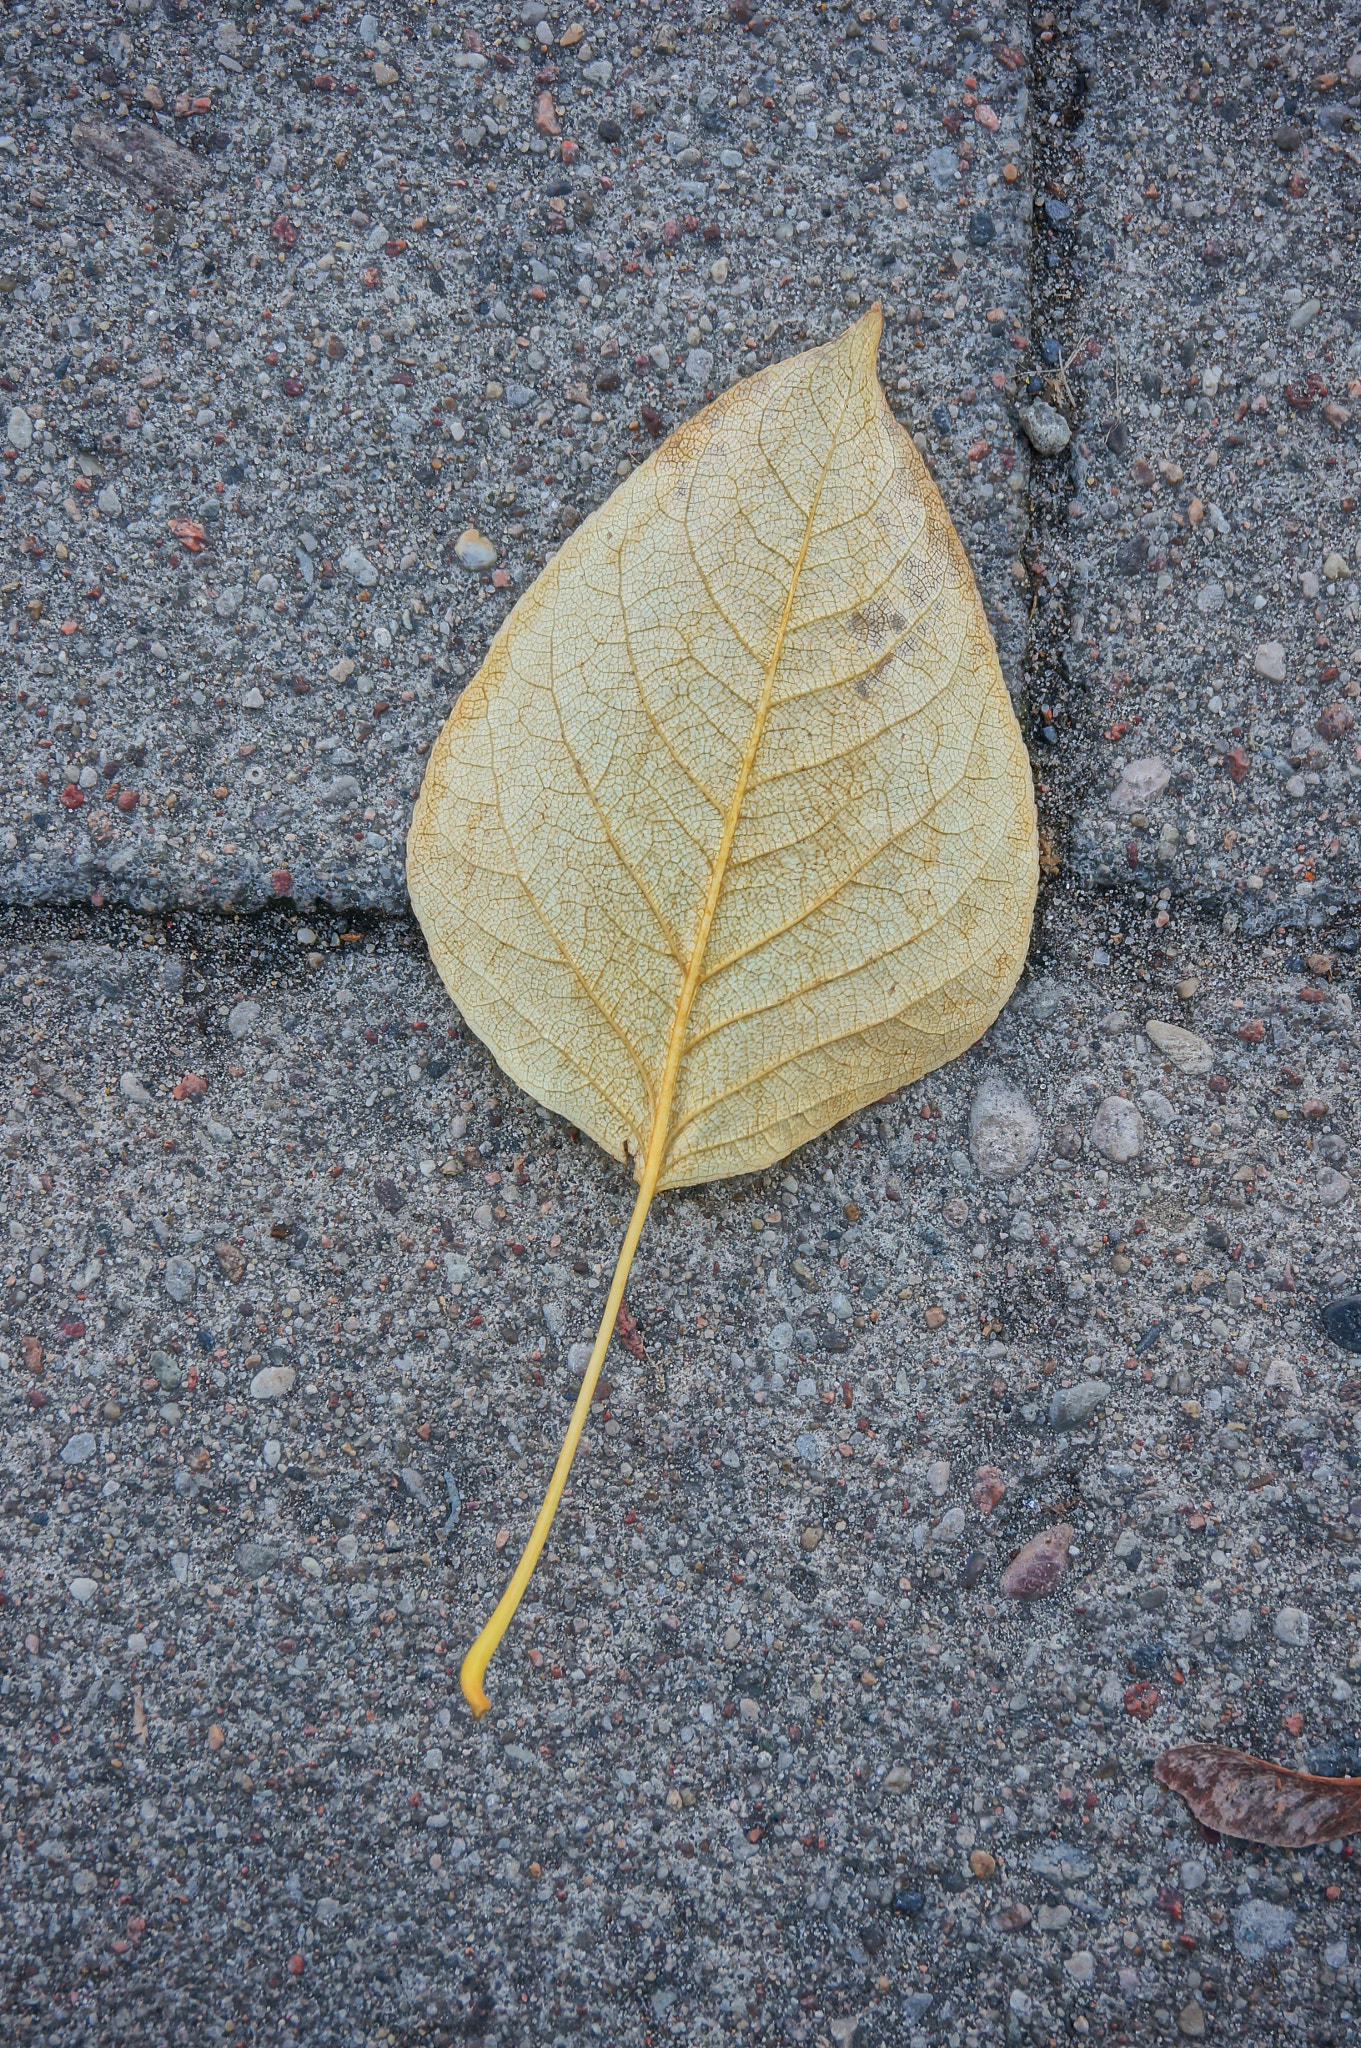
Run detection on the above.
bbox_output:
[1154,1742,1361,1847]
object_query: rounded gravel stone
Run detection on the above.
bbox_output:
[1000,1524,1072,1601]
[1016,400,1071,455]
[1089,1096,1142,1162]
[250,1364,297,1400]
[1143,1020,1213,1076]
[968,1078,1040,1181]
[1273,1606,1310,1648]
[163,1255,197,1304]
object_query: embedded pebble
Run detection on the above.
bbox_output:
[1143,1019,1213,1075]
[454,528,498,571]
[150,1350,181,1390]
[1108,756,1171,814]
[1233,1899,1297,1960]
[163,1256,197,1304]
[227,999,262,1041]
[1000,1524,1072,1600]
[1322,1296,1361,1353]
[249,1365,297,1401]
[1016,400,1071,456]
[968,1078,1040,1181]
[237,1542,281,1580]
[1273,1605,1310,1648]
[1048,1380,1109,1429]
[1089,1096,1142,1162]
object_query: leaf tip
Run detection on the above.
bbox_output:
[851,300,885,359]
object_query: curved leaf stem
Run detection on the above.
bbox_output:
[459,1162,658,1718]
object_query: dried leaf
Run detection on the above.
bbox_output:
[409,308,1036,1714]
[1154,1742,1361,1847]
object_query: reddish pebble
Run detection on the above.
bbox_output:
[970,1465,1006,1514]
[287,1953,305,1976]
[60,784,84,809]
[172,1072,208,1101]
[271,868,293,897]
[1237,1018,1265,1043]
[491,568,510,589]
[117,789,139,812]
[1224,743,1250,784]
[1124,1680,1160,1720]
[1000,1522,1072,1600]
[1316,702,1355,742]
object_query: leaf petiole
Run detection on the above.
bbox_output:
[459,1160,660,1718]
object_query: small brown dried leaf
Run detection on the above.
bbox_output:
[1154,1742,1361,1848]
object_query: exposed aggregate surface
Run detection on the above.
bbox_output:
[2,4,1361,2048]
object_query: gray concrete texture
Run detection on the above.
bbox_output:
[1,4,1361,2047]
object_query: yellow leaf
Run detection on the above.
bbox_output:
[408,306,1036,1714]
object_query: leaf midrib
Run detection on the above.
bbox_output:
[643,365,855,1187]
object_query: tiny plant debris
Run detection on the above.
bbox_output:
[408,307,1038,1716]
[1154,1742,1361,1847]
